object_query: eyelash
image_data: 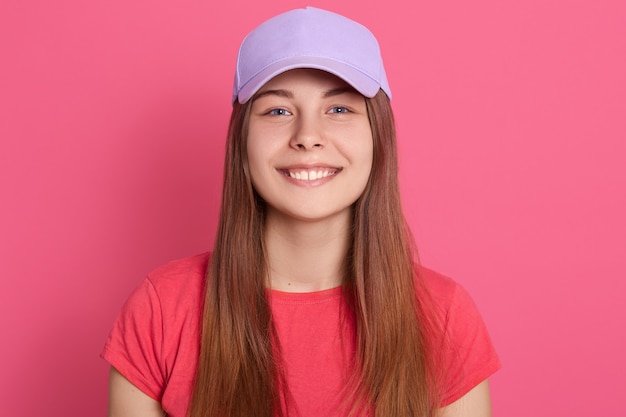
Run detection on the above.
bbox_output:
[268,108,291,116]
[329,106,350,114]
[266,106,350,116]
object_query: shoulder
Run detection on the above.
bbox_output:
[415,264,491,337]
[416,265,466,314]
[415,265,501,406]
[106,251,210,363]
[101,252,210,404]
[147,251,210,288]
[106,251,210,343]
[144,251,210,308]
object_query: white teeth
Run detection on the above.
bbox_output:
[287,169,335,181]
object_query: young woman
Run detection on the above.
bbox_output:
[103,7,500,417]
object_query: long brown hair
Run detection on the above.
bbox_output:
[188,90,440,417]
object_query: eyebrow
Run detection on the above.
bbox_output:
[322,86,358,98]
[252,89,293,101]
[253,86,359,102]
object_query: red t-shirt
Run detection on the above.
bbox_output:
[101,252,500,417]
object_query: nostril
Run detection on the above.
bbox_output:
[292,140,323,150]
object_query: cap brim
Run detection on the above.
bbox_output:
[236,56,382,104]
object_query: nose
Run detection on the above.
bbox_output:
[290,113,326,150]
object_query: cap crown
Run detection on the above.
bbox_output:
[233,7,391,104]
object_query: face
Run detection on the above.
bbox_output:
[246,68,373,225]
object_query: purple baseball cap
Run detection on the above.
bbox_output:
[232,7,391,104]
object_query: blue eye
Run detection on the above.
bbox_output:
[329,106,350,114]
[268,108,291,116]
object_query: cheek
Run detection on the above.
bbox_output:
[360,132,375,185]
[246,134,275,197]
[246,133,264,171]
[341,130,374,195]
[352,129,374,170]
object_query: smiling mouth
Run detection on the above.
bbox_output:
[280,168,341,181]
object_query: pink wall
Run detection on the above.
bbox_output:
[1,0,624,415]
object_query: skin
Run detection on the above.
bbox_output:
[107,69,494,416]
[108,367,164,417]
[247,68,373,292]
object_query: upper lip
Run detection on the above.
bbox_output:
[278,164,340,170]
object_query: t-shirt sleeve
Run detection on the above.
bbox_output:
[436,280,501,406]
[101,278,166,401]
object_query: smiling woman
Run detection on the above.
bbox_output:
[247,69,374,227]
[101,7,500,417]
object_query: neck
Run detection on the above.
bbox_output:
[264,209,351,292]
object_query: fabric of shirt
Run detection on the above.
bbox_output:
[101,252,501,417]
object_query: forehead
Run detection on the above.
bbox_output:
[257,68,356,94]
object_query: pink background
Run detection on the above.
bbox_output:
[1,0,624,415]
